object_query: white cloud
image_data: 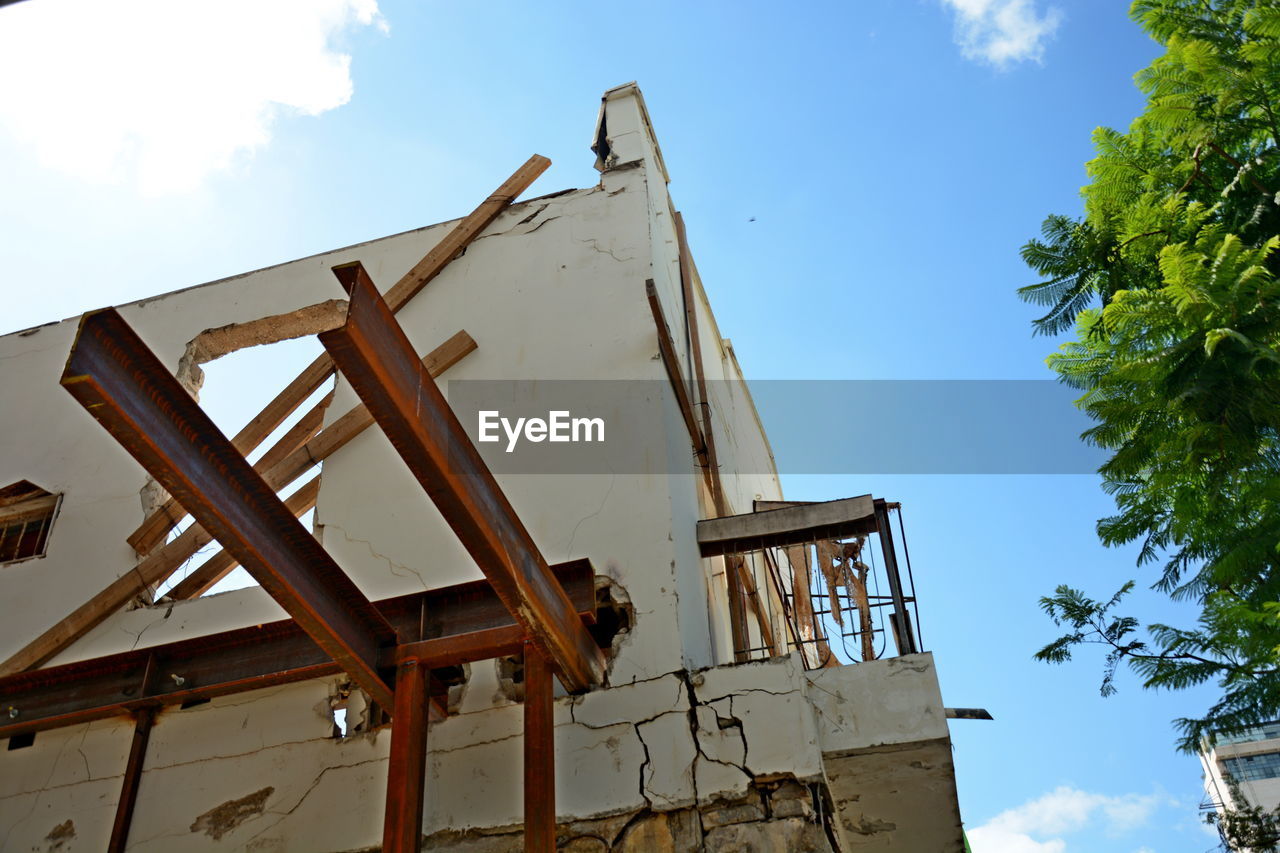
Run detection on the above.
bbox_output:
[0,0,385,194]
[968,786,1164,853]
[940,0,1062,67]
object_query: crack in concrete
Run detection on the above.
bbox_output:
[631,720,655,810]
[563,472,615,561]
[0,718,90,850]
[575,237,638,263]
[325,522,430,590]
[241,757,385,847]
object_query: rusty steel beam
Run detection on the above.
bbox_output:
[0,561,598,740]
[106,707,155,853]
[382,658,430,853]
[523,642,556,853]
[61,307,399,709]
[319,262,605,693]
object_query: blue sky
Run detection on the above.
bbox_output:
[0,1,1226,850]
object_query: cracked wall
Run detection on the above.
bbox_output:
[0,85,962,852]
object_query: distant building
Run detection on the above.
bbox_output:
[0,84,971,851]
[1203,721,1280,847]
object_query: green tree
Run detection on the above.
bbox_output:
[1021,0,1280,759]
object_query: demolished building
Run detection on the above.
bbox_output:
[0,84,969,852]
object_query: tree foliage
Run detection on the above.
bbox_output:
[1207,785,1280,852]
[1022,0,1280,760]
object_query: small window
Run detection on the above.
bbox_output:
[0,481,61,565]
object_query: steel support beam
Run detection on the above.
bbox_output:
[382,658,430,853]
[523,642,555,853]
[61,308,399,709]
[320,262,605,693]
[106,707,154,853]
[0,561,598,740]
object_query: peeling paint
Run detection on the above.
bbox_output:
[189,786,274,840]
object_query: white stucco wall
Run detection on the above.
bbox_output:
[0,86,957,852]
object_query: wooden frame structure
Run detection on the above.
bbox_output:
[0,157,615,851]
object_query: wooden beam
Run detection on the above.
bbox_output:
[523,642,556,853]
[165,475,322,601]
[0,522,217,677]
[60,308,400,708]
[126,356,336,555]
[696,495,879,558]
[674,212,775,658]
[0,561,599,740]
[126,155,551,556]
[645,279,707,468]
[321,263,605,693]
[250,391,332,477]
[0,331,476,678]
[382,154,551,312]
[382,658,430,853]
[106,707,154,853]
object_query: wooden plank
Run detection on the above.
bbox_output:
[166,475,322,601]
[107,707,155,853]
[696,495,879,558]
[645,279,707,468]
[126,355,336,555]
[0,522,216,677]
[0,332,477,678]
[126,155,550,555]
[252,390,333,474]
[382,154,551,313]
[382,658,430,853]
[321,263,604,692]
[674,212,775,658]
[523,642,556,853]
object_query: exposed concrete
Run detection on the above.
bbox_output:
[824,739,965,852]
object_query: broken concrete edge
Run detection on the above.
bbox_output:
[175,298,351,396]
[336,777,837,853]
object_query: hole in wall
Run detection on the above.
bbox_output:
[333,708,348,738]
[495,654,525,703]
[7,732,35,750]
[149,333,333,601]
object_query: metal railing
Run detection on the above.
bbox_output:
[729,501,923,669]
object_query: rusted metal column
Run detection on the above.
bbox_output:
[523,642,555,853]
[383,659,430,853]
[107,706,156,853]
